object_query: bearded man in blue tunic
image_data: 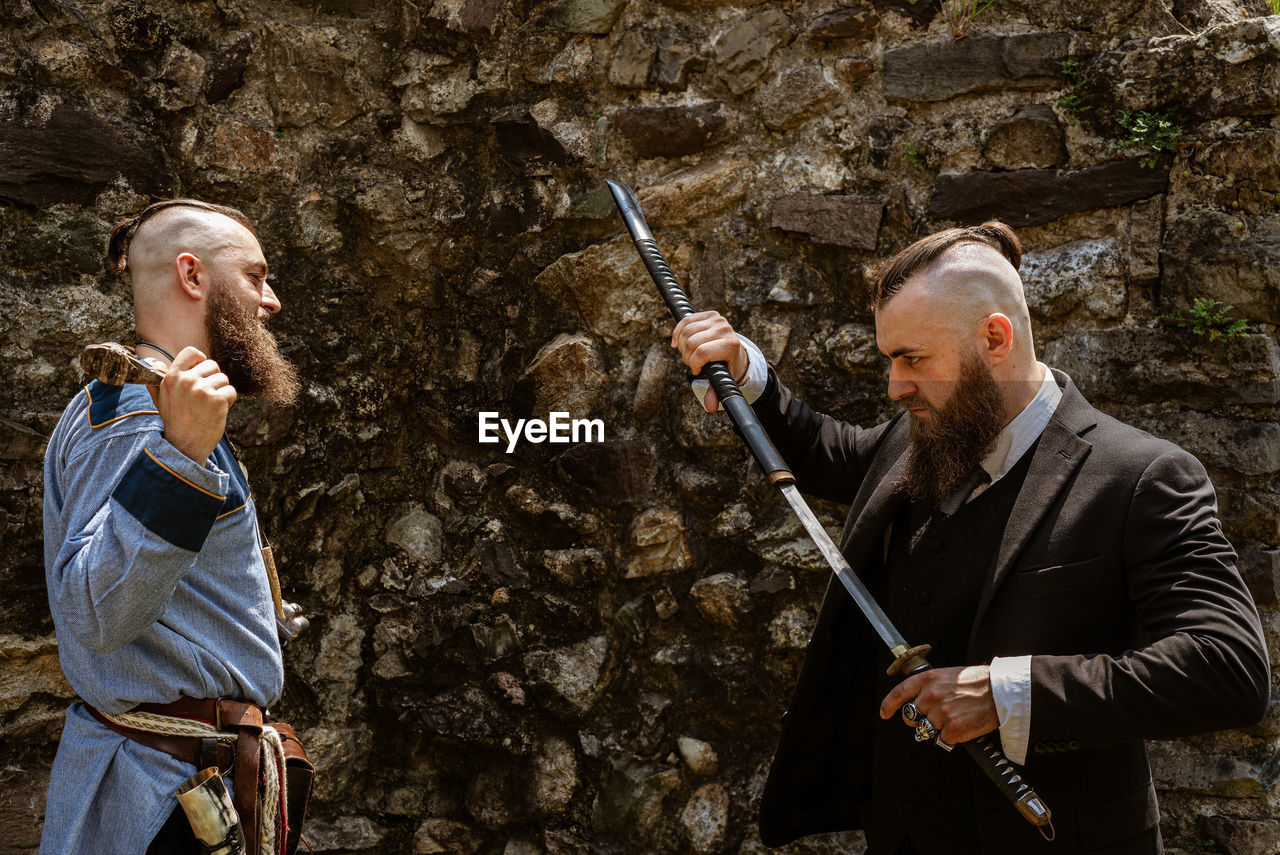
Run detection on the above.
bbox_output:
[41,199,305,855]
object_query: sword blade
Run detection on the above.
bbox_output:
[779,484,907,653]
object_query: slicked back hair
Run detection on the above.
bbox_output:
[106,199,256,274]
[872,221,1022,311]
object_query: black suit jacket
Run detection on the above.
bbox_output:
[754,369,1270,854]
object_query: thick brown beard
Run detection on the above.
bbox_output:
[205,279,301,406]
[898,354,1006,506]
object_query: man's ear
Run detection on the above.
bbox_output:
[980,313,1015,362]
[175,252,203,300]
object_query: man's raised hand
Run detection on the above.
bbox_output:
[670,310,750,413]
[150,347,236,465]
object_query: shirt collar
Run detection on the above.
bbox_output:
[979,363,1062,485]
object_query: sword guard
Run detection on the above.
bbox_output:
[887,643,932,676]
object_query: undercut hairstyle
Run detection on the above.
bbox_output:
[106,199,256,273]
[872,221,1022,310]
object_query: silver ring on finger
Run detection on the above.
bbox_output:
[912,719,937,743]
[935,736,954,752]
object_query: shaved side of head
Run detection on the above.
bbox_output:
[107,199,258,309]
[873,221,1036,363]
[127,208,255,307]
[908,242,1034,354]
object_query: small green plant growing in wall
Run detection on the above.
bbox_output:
[1115,110,1183,168]
[901,141,927,169]
[1160,297,1250,342]
[1270,0,1280,15]
[1058,59,1091,123]
[940,0,998,39]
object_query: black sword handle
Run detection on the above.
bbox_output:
[965,737,1055,839]
[606,180,795,486]
[900,658,1055,839]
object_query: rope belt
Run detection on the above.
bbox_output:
[90,700,292,855]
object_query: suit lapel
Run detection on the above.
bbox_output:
[970,372,1097,634]
[815,373,1101,645]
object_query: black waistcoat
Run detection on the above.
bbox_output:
[860,444,1038,855]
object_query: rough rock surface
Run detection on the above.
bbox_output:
[679,783,730,854]
[808,6,880,42]
[755,66,842,132]
[930,158,1170,228]
[712,8,792,95]
[1,1,1278,853]
[982,104,1067,170]
[883,32,1068,102]
[769,193,883,249]
[0,104,166,206]
[610,103,729,159]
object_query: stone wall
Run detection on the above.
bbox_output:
[2,0,1279,852]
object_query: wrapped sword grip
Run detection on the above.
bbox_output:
[903,656,1055,837]
[606,181,794,485]
[631,236,744,408]
[965,737,1055,838]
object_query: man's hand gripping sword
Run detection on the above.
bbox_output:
[606,179,1054,841]
[78,342,310,646]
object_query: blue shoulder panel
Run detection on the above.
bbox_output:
[86,382,159,429]
[112,448,226,552]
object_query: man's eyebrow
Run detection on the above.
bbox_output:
[887,346,923,359]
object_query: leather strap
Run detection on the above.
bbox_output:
[133,697,264,731]
[87,705,236,770]
[236,723,261,854]
[90,698,269,852]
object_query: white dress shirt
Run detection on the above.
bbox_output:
[696,335,1061,765]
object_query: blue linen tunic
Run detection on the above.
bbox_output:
[41,381,283,855]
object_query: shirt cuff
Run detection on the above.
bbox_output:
[111,438,231,552]
[990,654,1032,766]
[690,334,769,411]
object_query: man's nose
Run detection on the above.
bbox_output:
[260,282,281,315]
[887,365,915,401]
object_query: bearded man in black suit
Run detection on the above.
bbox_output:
[671,221,1270,855]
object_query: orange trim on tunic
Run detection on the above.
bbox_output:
[143,448,226,501]
[216,502,248,520]
[85,384,159,430]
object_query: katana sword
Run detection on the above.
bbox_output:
[606,178,1054,841]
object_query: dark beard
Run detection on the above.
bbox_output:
[898,354,1006,506]
[205,280,301,406]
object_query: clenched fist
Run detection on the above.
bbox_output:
[148,347,237,465]
[671,310,750,413]
[879,665,1001,746]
